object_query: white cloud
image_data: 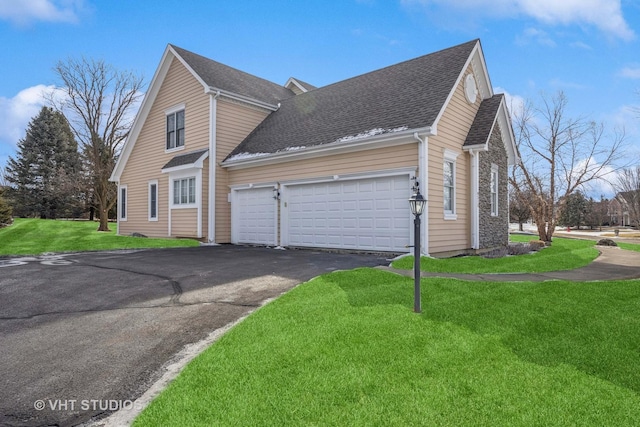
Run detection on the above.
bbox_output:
[494,87,526,118]
[619,67,640,79]
[570,41,592,50]
[401,0,635,40]
[516,27,556,47]
[0,0,84,25]
[0,85,51,148]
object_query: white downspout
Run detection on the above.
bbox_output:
[414,132,429,255]
[208,90,220,243]
[470,149,480,249]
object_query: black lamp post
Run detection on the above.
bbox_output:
[409,188,426,313]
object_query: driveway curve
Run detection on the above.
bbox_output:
[0,246,389,427]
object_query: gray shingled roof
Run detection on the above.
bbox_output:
[464,94,504,147]
[225,39,478,160]
[162,148,208,170]
[171,45,294,106]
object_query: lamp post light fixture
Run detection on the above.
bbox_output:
[409,188,426,313]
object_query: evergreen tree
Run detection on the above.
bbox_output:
[0,186,12,227]
[5,106,82,218]
[559,191,587,229]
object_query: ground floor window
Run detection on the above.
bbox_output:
[490,164,499,216]
[119,185,127,221]
[173,177,196,205]
[149,180,158,220]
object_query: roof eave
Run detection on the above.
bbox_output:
[221,126,433,170]
[205,87,280,111]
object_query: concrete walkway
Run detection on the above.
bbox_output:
[380,246,640,282]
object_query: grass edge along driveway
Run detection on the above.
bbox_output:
[0,218,199,256]
[134,268,640,426]
[392,234,599,273]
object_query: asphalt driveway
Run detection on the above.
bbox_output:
[0,245,389,427]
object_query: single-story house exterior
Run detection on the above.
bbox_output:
[110,39,518,256]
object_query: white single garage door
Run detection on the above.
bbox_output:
[284,175,411,252]
[232,186,277,245]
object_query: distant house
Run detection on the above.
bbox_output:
[110,39,517,256]
[610,191,640,227]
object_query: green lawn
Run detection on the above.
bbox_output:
[619,242,640,252]
[134,269,640,426]
[0,218,199,256]
[392,234,599,273]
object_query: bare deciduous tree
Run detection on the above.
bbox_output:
[48,57,143,231]
[509,91,625,242]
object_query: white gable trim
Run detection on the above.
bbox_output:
[431,40,492,135]
[109,45,279,183]
[110,45,185,182]
[285,77,310,93]
[496,98,518,165]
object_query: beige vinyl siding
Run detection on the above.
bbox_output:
[171,209,198,237]
[215,99,271,242]
[427,66,481,254]
[228,143,418,186]
[118,57,210,238]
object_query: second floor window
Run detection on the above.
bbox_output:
[167,109,185,150]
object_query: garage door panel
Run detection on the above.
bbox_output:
[233,187,277,245]
[286,175,410,252]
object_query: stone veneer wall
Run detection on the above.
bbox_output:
[478,123,509,248]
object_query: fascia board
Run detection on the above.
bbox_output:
[206,87,279,111]
[431,40,494,132]
[110,45,175,182]
[221,126,432,170]
[497,99,519,165]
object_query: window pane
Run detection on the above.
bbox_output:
[444,161,453,186]
[173,180,180,204]
[167,114,176,149]
[150,184,157,218]
[176,128,184,147]
[181,179,188,204]
[188,178,195,203]
[444,186,452,211]
[176,110,184,129]
[121,188,126,218]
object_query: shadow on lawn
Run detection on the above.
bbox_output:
[334,269,640,395]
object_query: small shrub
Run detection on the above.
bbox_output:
[483,247,508,259]
[508,242,535,256]
[596,238,618,247]
[529,240,546,251]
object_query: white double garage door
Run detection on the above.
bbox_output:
[231,174,412,252]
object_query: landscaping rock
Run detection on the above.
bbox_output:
[131,232,148,238]
[596,238,618,247]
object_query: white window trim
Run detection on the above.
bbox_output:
[490,164,499,217]
[171,176,197,209]
[148,180,159,222]
[119,184,128,222]
[443,149,459,220]
[165,103,186,153]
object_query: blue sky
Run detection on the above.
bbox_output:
[1,0,639,195]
